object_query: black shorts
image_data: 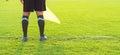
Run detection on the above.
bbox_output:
[23,0,46,12]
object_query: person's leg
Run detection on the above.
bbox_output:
[36,11,47,40]
[22,12,30,41]
[36,11,45,36]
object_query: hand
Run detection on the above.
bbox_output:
[20,0,24,4]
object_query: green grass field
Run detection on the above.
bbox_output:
[0,0,120,55]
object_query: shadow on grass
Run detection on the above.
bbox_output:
[35,41,64,55]
[14,41,25,55]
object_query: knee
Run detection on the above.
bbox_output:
[36,11,43,16]
[23,12,30,16]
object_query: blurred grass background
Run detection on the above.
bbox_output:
[0,0,120,55]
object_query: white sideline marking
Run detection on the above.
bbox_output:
[0,36,116,39]
[49,36,115,39]
[44,7,61,24]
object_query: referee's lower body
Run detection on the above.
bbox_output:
[22,0,47,41]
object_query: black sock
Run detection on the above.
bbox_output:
[22,16,29,37]
[38,15,45,36]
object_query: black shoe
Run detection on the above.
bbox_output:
[40,35,47,41]
[22,37,27,42]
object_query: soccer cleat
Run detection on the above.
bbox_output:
[22,37,27,42]
[40,35,47,41]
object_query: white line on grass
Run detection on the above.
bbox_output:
[44,7,61,24]
[48,36,117,39]
[0,36,117,39]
